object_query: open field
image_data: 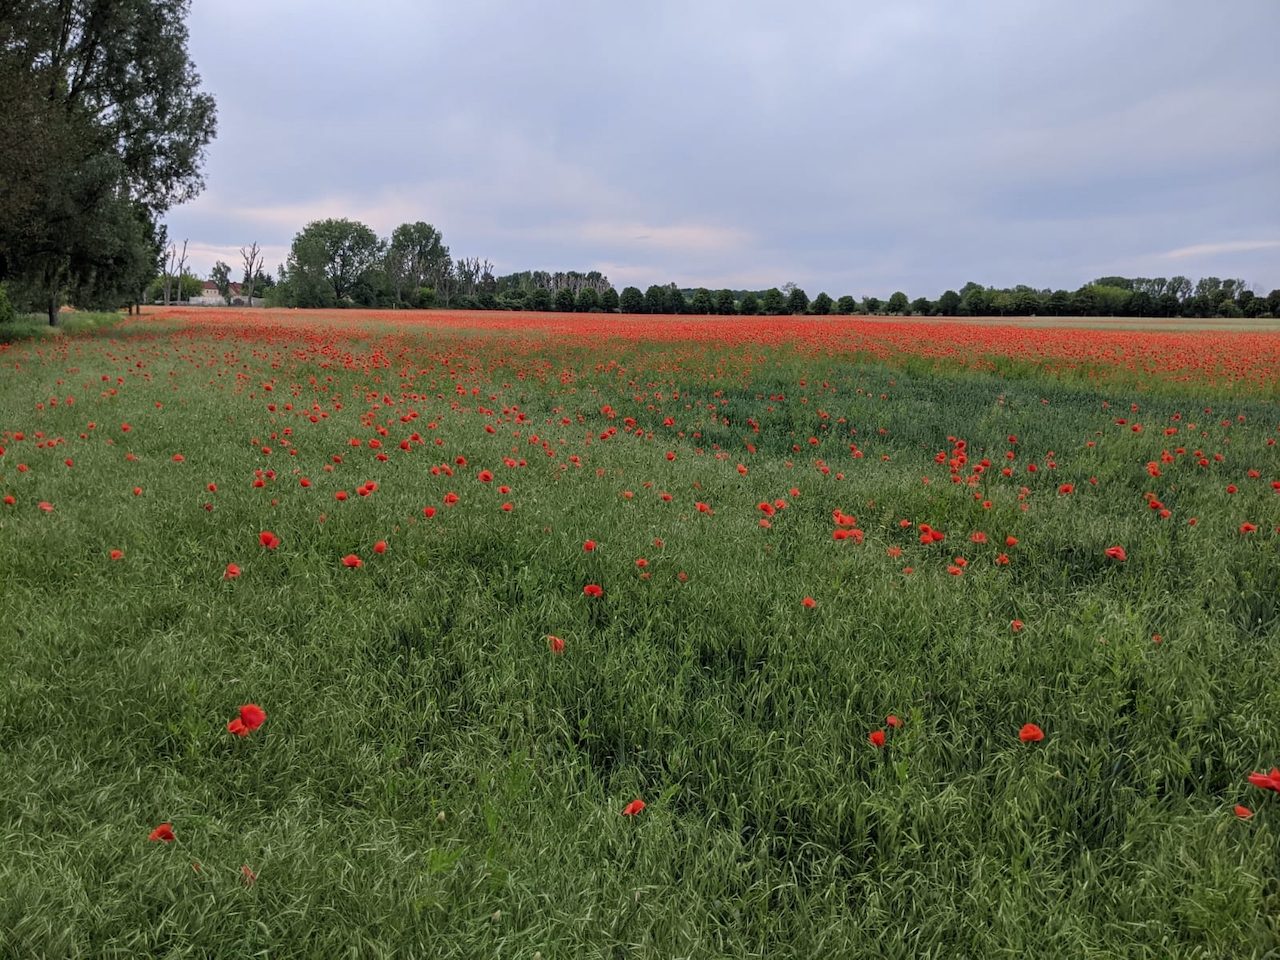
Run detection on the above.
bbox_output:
[2,308,1278,958]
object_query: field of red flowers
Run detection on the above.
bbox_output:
[1,308,1278,956]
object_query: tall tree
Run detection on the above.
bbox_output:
[211,260,232,304]
[285,219,382,306]
[786,287,810,314]
[811,292,833,315]
[385,222,450,308]
[0,0,217,323]
[886,291,909,315]
[714,289,737,315]
[739,291,760,315]
[690,288,714,314]
[644,285,669,314]
[619,286,644,314]
[600,287,620,312]
[761,288,785,315]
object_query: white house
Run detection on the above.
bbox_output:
[188,281,263,306]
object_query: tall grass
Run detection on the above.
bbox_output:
[0,316,1276,958]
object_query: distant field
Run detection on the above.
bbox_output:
[2,308,1277,957]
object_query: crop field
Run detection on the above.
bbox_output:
[2,308,1279,958]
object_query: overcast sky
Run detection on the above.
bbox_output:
[168,0,1280,297]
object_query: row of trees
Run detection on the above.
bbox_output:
[260,218,1279,319]
[0,0,217,323]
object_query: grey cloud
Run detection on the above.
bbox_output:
[167,0,1280,296]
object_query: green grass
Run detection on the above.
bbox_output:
[0,310,131,344]
[1,316,1277,958]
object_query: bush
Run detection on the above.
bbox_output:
[0,283,15,324]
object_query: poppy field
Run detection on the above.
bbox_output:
[2,308,1279,958]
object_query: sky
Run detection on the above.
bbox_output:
[168,0,1280,298]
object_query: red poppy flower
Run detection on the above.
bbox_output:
[621,799,646,816]
[548,635,565,655]
[224,563,241,579]
[342,553,362,568]
[583,540,597,551]
[868,729,886,748]
[1239,523,1257,534]
[238,703,266,731]
[227,717,249,737]
[1010,619,1024,632]
[802,596,816,608]
[109,549,124,561]
[1019,723,1044,743]
[422,506,436,518]
[1005,536,1018,547]
[373,540,387,554]
[477,470,493,482]
[583,583,603,598]
[148,823,175,843]
[1104,545,1127,562]
[132,486,143,496]
[1247,768,1280,792]
[258,531,280,550]
[1234,805,1254,820]
[886,715,903,729]
[38,501,54,513]
[171,453,185,463]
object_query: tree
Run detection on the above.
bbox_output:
[0,0,217,324]
[575,287,599,312]
[1045,289,1071,315]
[739,292,760,315]
[910,297,933,316]
[240,242,263,305]
[386,222,450,308]
[554,287,576,312]
[600,287,620,312]
[527,287,553,312]
[690,288,714,314]
[715,289,737,315]
[786,287,809,314]
[887,291,909,315]
[644,285,669,314]
[761,288,785,315]
[835,295,857,314]
[211,261,232,305]
[285,219,382,306]
[811,292,833,315]
[1011,289,1041,316]
[936,290,960,315]
[667,286,686,314]
[619,286,644,314]
[863,296,883,315]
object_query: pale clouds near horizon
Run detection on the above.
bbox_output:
[168,0,1280,296]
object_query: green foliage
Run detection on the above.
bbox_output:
[887,291,909,315]
[644,285,669,314]
[786,287,809,314]
[620,287,644,314]
[284,219,383,307]
[600,287,620,313]
[0,0,216,323]
[836,295,858,315]
[761,288,786,315]
[690,288,714,314]
[863,296,883,315]
[575,287,600,313]
[528,287,554,312]
[910,296,933,316]
[667,286,686,315]
[211,261,232,304]
[0,283,14,324]
[739,291,760,315]
[554,287,576,312]
[936,290,960,315]
[715,289,737,315]
[811,292,833,315]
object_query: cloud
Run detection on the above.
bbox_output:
[165,0,1280,291]
[1160,240,1280,260]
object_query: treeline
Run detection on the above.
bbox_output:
[263,217,1280,321]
